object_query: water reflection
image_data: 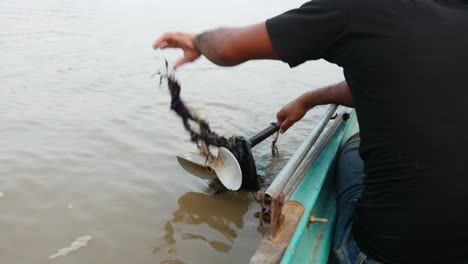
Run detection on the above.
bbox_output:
[154,191,252,262]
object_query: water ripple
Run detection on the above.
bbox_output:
[0,0,344,263]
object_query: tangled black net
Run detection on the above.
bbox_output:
[155,62,260,191]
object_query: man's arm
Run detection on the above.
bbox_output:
[276,81,353,133]
[153,23,278,69]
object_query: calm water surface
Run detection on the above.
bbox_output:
[1,0,343,263]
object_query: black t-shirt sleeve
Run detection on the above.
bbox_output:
[266,0,347,67]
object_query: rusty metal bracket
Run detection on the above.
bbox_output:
[260,192,285,238]
[270,192,285,238]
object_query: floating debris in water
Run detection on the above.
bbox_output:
[155,61,279,191]
[67,204,73,209]
[49,235,92,259]
[0,192,3,198]
[156,62,230,161]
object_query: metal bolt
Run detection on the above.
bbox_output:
[309,215,328,224]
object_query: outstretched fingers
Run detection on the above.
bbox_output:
[153,33,189,49]
[153,33,175,49]
[152,36,166,49]
[153,33,200,70]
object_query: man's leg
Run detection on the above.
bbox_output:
[333,137,367,264]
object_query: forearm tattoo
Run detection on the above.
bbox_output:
[195,28,229,65]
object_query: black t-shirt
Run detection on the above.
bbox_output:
[266,0,468,263]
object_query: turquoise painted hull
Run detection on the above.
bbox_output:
[280,112,359,264]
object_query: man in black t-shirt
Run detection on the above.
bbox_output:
[153,0,468,263]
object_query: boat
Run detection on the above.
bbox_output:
[251,106,359,264]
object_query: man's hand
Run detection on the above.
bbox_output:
[153,23,278,69]
[276,98,307,134]
[153,33,201,69]
[276,81,353,134]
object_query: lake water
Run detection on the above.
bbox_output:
[0,0,343,263]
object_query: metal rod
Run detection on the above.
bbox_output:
[248,122,280,148]
[262,104,338,208]
[282,109,347,201]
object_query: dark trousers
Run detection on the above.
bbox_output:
[332,139,381,264]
